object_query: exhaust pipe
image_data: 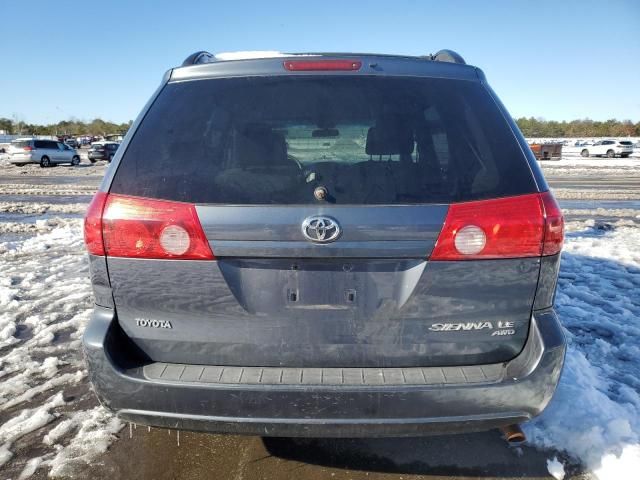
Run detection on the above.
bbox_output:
[500,424,526,444]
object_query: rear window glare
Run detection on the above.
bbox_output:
[110,76,536,204]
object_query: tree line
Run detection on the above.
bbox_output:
[1,116,639,138]
[0,118,132,136]
[515,117,639,138]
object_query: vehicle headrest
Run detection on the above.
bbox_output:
[236,126,287,166]
[365,122,414,156]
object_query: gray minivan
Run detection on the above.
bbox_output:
[83,51,566,438]
[9,138,81,167]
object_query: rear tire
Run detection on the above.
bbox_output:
[606,149,615,158]
[621,154,630,158]
[90,158,97,164]
[40,156,51,168]
[581,149,589,157]
[71,155,80,166]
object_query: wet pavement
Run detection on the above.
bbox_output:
[47,427,584,480]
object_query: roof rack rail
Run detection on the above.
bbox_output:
[430,49,466,65]
[181,51,215,67]
[179,50,466,67]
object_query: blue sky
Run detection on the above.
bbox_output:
[2,0,639,124]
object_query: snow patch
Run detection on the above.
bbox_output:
[18,456,44,479]
[594,446,640,480]
[47,407,123,477]
[0,217,121,474]
[546,457,565,480]
[0,442,13,468]
[526,221,640,479]
[215,50,291,60]
[0,393,66,463]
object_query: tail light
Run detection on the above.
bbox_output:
[283,60,362,71]
[83,193,214,260]
[23,146,34,151]
[431,193,563,260]
[84,192,108,256]
[540,191,564,255]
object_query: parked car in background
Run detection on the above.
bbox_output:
[88,141,119,162]
[580,140,634,158]
[104,134,125,142]
[8,138,80,167]
[530,142,562,160]
[83,50,566,440]
[64,138,78,148]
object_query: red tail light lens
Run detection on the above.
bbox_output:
[540,191,564,255]
[431,194,546,260]
[84,191,108,255]
[283,60,362,71]
[23,146,34,151]
[83,194,214,260]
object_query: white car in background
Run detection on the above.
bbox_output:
[580,139,634,158]
[8,138,81,167]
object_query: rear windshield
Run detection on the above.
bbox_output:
[619,141,633,146]
[111,76,535,204]
[11,140,30,148]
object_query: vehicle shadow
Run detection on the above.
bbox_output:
[261,430,568,478]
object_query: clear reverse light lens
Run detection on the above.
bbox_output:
[159,225,191,255]
[454,225,486,255]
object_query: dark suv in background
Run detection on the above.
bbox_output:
[88,141,119,162]
[83,50,565,439]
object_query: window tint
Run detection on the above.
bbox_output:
[111,76,536,204]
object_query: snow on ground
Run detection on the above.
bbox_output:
[0,201,123,476]
[0,201,88,216]
[552,188,640,200]
[526,217,640,479]
[547,456,566,480]
[0,157,107,177]
[0,183,97,197]
[539,157,640,178]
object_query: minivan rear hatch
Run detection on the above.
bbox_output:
[104,70,544,368]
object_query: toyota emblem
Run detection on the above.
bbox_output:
[301,216,341,243]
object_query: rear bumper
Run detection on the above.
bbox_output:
[10,154,35,163]
[83,307,565,437]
